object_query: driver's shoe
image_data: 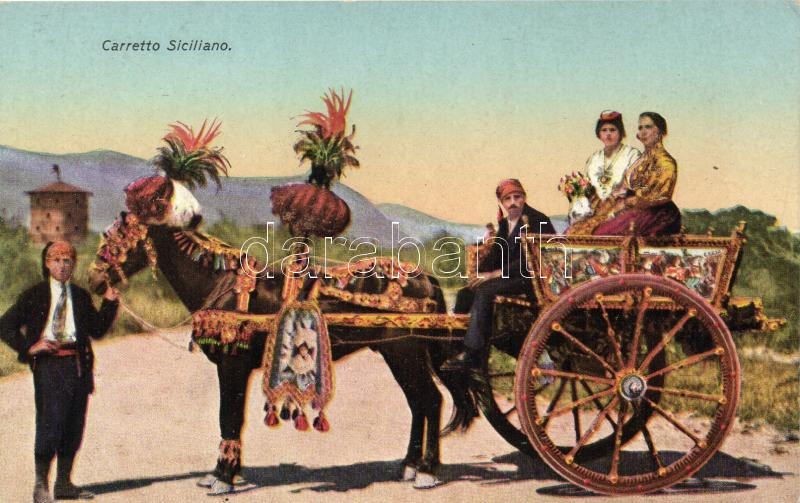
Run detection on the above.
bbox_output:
[442,350,481,371]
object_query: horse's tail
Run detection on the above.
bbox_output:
[426,277,480,434]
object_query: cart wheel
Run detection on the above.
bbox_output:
[477,304,662,462]
[515,274,740,495]
[477,348,537,459]
[479,336,663,462]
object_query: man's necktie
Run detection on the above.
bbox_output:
[53,283,67,341]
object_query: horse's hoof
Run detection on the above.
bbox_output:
[207,479,234,496]
[413,471,442,489]
[401,465,417,482]
[196,474,217,488]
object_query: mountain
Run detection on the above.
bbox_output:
[378,203,570,239]
[0,146,150,226]
[0,146,474,246]
[377,203,484,243]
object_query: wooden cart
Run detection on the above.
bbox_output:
[471,222,784,494]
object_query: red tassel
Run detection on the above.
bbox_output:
[497,205,504,225]
[265,410,279,428]
[264,403,280,428]
[294,412,309,431]
[313,411,330,432]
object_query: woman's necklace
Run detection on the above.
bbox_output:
[599,145,624,186]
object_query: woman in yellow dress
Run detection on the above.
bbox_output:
[567,112,681,236]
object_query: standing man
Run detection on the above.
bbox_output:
[444,179,556,370]
[0,241,119,502]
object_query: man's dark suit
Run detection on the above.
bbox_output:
[456,204,556,351]
[0,281,118,460]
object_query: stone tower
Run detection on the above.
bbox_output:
[26,164,92,244]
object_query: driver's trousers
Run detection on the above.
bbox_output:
[455,277,532,351]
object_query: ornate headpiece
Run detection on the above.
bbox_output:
[599,110,621,121]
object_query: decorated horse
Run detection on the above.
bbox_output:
[87,101,477,494]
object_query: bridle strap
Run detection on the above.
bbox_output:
[94,213,157,287]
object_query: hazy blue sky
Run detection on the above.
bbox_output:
[1,2,798,227]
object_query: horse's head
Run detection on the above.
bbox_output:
[88,211,153,294]
[88,175,202,294]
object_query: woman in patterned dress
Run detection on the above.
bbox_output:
[586,110,642,201]
[566,110,640,225]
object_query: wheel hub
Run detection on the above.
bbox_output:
[619,373,647,401]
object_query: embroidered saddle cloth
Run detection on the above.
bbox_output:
[262,301,334,432]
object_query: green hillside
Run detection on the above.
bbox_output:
[682,206,799,351]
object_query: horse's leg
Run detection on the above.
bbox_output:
[207,353,252,494]
[414,360,443,490]
[379,346,424,477]
[402,413,426,481]
[380,344,443,488]
[421,378,442,478]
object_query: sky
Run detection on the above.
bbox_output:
[1,2,798,229]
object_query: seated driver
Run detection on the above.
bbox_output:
[444,179,556,370]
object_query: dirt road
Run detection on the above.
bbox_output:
[1,329,797,502]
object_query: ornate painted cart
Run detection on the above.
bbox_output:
[109,106,785,494]
[470,221,785,494]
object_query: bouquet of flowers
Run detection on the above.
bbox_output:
[558,171,594,202]
[559,172,596,224]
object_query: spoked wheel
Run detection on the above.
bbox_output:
[515,274,740,495]
[478,348,537,458]
[475,300,540,458]
[479,303,662,462]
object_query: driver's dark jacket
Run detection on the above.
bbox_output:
[481,203,557,279]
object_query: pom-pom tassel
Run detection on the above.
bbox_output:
[294,410,309,431]
[263,403,280,428]
[279,402,291,421]
[313,411,330,432]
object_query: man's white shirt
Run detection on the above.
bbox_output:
[43,277,76,343]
